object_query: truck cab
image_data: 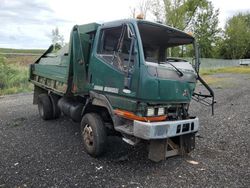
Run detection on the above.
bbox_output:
[29,19,214,162]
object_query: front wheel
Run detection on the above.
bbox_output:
[80,113,107,157]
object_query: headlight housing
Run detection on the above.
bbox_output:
[146,107,167,116]
[147,108,155,116]
[158,107,165,115]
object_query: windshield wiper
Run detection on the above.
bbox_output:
[160,61,184,77]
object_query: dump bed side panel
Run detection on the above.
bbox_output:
[29,23,100,95]
[29,54,70,95]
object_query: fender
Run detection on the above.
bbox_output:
[81,91,115,120]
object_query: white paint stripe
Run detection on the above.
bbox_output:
[104,86,119,93]
[94,85,103,91]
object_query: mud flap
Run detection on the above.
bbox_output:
[148,133,195,162]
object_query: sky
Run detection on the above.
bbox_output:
[0,0,249,49]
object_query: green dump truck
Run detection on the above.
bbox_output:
[29,19,214,162]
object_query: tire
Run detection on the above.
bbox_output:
[80,113,107,157]
[38,94,53,120]
[49,94,61,119]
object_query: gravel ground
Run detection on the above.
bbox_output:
[0,73,249,188]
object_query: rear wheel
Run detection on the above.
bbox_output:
[80,113,107,157]
[49,94,61,119]
[38,93,53,120]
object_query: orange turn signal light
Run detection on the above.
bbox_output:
[114,109,167,122]
[187,31,193,36]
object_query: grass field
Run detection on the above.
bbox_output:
[0,48,45,54]
[200,66,250,85]
[200,66,250,75]
[0,55,32,95]
[0,48,45,95]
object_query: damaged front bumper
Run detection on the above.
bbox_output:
[133,117,199,140]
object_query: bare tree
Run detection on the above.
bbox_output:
[130,0,151,19]
[130,7,137,18]
[151,0,165,22]
[51,27,64,50]
[138,0,151,19]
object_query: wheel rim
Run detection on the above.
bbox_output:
[82,124,94,148]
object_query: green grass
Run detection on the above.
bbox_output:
[202,76,224,84]
[200,66,250,75]
[200,66,250,87]
[0,48,45,54]
[201,75,228,86]
[0,56,32,95]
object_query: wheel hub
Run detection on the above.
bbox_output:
[82,124,94,147]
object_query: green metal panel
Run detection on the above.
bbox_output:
[70,23,100,94]
[138,65,195,103]
[105,94,138,112]
[87,22,141,111]
[77,23,100,34]
[133,19,197,104]
[33,64,68,83]
[86,20,197,111]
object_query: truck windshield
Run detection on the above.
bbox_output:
[138,22,195,64]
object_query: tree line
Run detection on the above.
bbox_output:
[132,0,250,59]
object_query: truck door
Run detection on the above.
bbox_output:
[89,23,139,101]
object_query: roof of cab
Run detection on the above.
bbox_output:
[74,19,193,40]
[100,19,194,39]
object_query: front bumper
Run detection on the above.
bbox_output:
[133,117,199,140]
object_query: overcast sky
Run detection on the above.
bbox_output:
[0,0,249,49]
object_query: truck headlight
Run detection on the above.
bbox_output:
[158,107,165,115]
[147,108,155,116]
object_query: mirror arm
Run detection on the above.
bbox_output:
[126,37,135,77]
[111,24,126,64]
[124,37,135,89]
[116,24,126,52]
[194,41,200,73]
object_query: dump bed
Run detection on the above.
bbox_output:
[29,23,100,95]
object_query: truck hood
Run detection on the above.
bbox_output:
[138,61,197,103]
[145,61,197,83]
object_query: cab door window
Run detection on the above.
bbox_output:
[97,25,135,72]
